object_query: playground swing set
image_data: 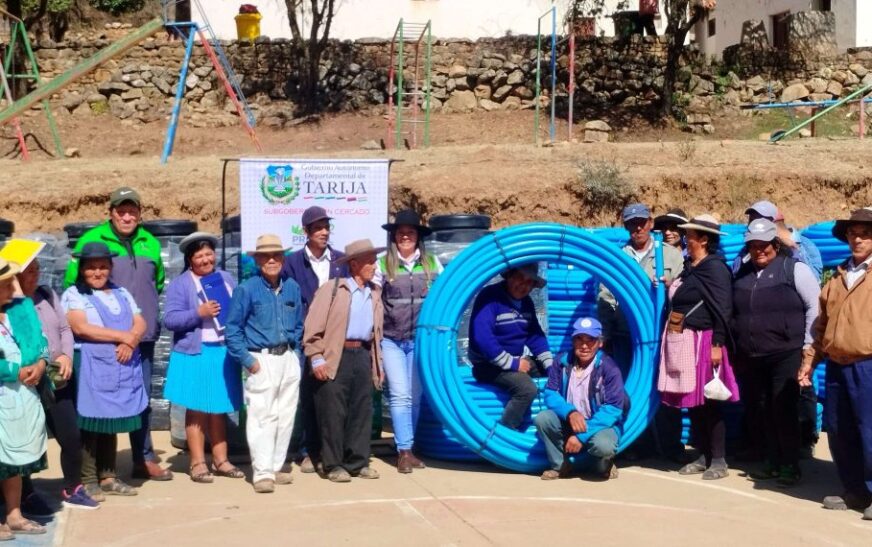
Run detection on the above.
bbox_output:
[0,0,261,163]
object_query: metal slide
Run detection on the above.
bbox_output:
[0,17,164,127]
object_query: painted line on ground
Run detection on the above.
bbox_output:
[621,468,777,503]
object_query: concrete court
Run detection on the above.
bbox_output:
[27,431,871,546]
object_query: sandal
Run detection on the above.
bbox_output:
[702,466,729,480]
[7,518,46,535]
[212,460,245,479]
[679,458,707,475]
[0,524,13,542]
[190,461,214,483]
[100,478,138,496]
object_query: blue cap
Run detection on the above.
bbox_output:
[622,203,651,222]
[745,200,778,220]
[571,317,603,339]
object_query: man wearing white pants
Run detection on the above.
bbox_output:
[226,234,305,493]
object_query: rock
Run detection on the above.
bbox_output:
[583,130,609,143]
[863,73,872,87]
[153,77,172,94]
[513,86,534,100]
[359,139,382,150]
[746,75,767,93]
[62,93,84,110]
[807,77,828,94]
[185,74,200,89]
[262,116,284,128]
[72,102,91,117]
[448,65,467,78]
[444,90,478,112]
[584,120,611,132]
[479,99,502,112]
[506,70,524,86]
[809,93,833,102]
[98,81,131,95]
[347,63,361,75]
[758,132,773,141]
[453,77,470,91]
[832,70,848,83]
[686,113,712,125]
[492,71,508,88]
[64,147,81,158]
[723,88,741,106]
[121,88,143,100]
[844,71,860,86]
[702,124,716,135]
[780,83,810,103]
[473,84,491,100]
[131,79,147,88]
[87,93,106,104]
[477,69,496,84]
[199,80,212,91]
[492,85,513,102]
[826,80,843,97]
[817,67,833,80]
[850,63,869,78]
[193,66,212,78]
[502,96,522,110]
[691,77,715,95]
[799,128,813,138]
[446,78,456,93]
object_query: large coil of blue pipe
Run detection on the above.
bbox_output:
[416,223,659,473]
[801,221,850,268]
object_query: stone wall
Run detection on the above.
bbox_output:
[23,29,872,129]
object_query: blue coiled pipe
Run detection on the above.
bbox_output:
[416,223,659,472]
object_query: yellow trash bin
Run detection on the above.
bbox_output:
[235,13,262,41]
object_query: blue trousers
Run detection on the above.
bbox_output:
[534,409,618,474]
[381,338,421,451]
[825,359,872,498]
[130,341,156,464]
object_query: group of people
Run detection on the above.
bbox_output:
[468,201,872,521]
[1,186,872,540]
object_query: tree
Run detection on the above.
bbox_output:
[660,0,715,117]
[284,0,337,113]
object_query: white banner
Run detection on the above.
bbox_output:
[239,158,390,253]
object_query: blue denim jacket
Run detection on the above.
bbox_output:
[225,274,304,370]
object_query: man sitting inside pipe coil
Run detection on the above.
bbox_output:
[535,317,628,480]
[468,263,553,431]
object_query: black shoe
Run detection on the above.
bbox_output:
[21,492,54,518]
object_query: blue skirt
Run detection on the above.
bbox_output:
[164,343,242,414]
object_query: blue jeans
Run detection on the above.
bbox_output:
[534,409,618,474]
[381,338,421,451]
[130,341,156,464]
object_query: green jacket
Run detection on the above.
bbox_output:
[64,221,164,342]
[0,297,49,382]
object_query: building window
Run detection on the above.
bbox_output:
[772,11,790,50]
[708,18,716,37]
[815,0,832,11]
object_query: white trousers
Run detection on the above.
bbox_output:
[244,350,301,483]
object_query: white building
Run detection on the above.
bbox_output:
[194,0,671,41]
[695,0,872,57]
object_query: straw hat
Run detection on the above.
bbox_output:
[678,214,727,236]
[246,234,290,255]
[0,257,20,282]
[336,239,386,264]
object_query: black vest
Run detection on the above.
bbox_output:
[381,255,439,341]
[732,255,805,357]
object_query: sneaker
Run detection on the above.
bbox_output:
[62,485,100,510]
[253,479,275,493]
[275,472,294,485]
[83,483,106,503]
[327,468,352,483]
[355,467,380,480]
[20,492,54,518]
[776,465,802,488]
[863,503,872,521]
[298,456,316,474]
[823,493,872,511]
[603,462,619,480]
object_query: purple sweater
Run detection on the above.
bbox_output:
[32,286,74,361]
[163,269,236,355]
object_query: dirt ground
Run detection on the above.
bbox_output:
[1,109,871,234]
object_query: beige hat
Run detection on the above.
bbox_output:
[246,234,290,255]
[678,214,727,236]
[0,257,20,282]
[336,239,386,264]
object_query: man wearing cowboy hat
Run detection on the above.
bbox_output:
[281,205,347,474]
[469,263,553,431]
[63,186,171,481]
[303,239,386,483]
[225,234,304,493]
[800,207,872,520]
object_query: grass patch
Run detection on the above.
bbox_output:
[738,108,862,140]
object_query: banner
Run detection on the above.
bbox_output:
[240,158,390,253]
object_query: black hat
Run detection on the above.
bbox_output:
[653,208,689,230]
[381,209,433,237]
[72,242,118,260]
[833,207,872,242]
[301,206,332,228]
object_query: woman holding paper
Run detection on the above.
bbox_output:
[163,232,242,483]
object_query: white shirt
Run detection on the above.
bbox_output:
[628,240,654,264]
[306,245,332,287]
[845,254,872,290]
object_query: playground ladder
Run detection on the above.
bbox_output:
[387,19,432,150]
[160,0,261,163]
[0,8,63,158]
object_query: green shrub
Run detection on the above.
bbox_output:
[574,160,635,210]
[88,0,145,15]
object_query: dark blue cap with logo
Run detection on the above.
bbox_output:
[622,203,651,222]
